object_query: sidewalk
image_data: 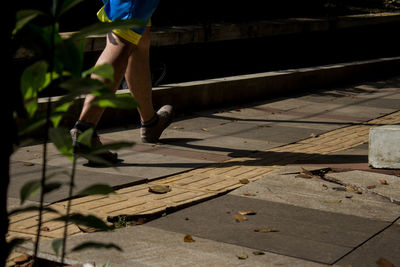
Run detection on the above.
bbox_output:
[7,75,400,266]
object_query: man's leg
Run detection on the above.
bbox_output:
[71,33,135,164]
[124,27,174,143]
[124,27,155,123]
[78,32,134,126]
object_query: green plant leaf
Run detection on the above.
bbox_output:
[58,77,107,104]
[90,94,139,109]
[49,127,73,159]
[71,19,147,40]
[77,184,116,197]
[20,60,49,100]
[13,9,45,35]
[82,64,114,82]
[51,101,73,127]
[56,38,85,77]
[71,242,122,253]
[53,213,114,232]
[43,182,63,194]
[51,238,64,256]
[20,180,41,204]
[77,128,94,147]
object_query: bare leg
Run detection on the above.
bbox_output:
[124,27,156,123]
[78,32,134,126]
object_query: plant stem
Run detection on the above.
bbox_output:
[33,97,51,265]
[60,152,77,265]
[33,11,57,265]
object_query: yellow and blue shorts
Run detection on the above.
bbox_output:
[97,0,160,45]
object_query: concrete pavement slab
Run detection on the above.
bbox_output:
[337,221,400,267]
[230,166,400,222]
[147,194,390,265]
[22,225,326,267]
[326,170,400,204]
[8,161,144,204]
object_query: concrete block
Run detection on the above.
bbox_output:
[369,125,400,169]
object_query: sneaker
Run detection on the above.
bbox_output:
[70,128,121,166]
[140,105,174,143]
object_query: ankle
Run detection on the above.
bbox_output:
[141,114,159,128]
[73,120,98,136]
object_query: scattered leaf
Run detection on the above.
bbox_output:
[173,126,184,129]
[345,195,353,199]
[201,128,209,132]
[239,178,250,184]
[322,184,329,190]
[296,168,313,179]
[41,226,50,231]
[243,192,256,196]
[345,186,362,194]
[238,210,257,216]
[376,257,395,267]
[235,109,241,112]
[380,179,389,185]
[148,185,171,194]
[367,185,377,189]
[183,235,195,243]
[23,162,35,166]
[237,253,248,260]
[310,133,319,138]
[233,214,248,222]
[252,251,265,255]
[325,199,342,204]
[77,225,98,233]
[12,254,32,264]
[254,228,278,233]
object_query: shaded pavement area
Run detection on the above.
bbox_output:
[7,76,400,266]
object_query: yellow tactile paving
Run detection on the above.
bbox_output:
[7,111,400,242]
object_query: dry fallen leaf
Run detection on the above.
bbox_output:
[252,251,265,255]
[380,179,389,185]
[77,225,98,233]
[148,185,171,194]
[367,185,377,189]
[237,253,248,260]
[345,186,362,194]
[376,257,395,267]
[183,235,195,243]
[233,214,248,222]
[243,192,256,196]
[13,254,32,264]
[173,126,184,129]
[239,178,250,184]
[296,168,313,179]
[254,228,278,233]
[238,210,257,216]
[201,128,209,132]
[310,133,319,138]
[41,226,50,231]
